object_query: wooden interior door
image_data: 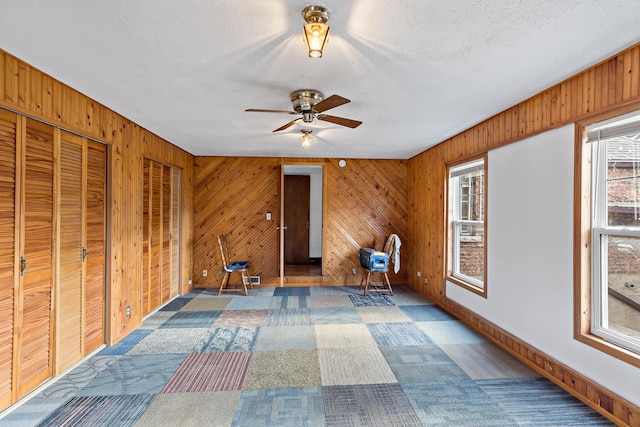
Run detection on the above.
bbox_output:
[0,110,17,407]
[161,164,171,303]
[16,118,54,398]
[56,131,84,373]
[84,141,106,353]
[284,175,310,265]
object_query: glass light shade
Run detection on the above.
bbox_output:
[300,134,313,148]
[303,23,329,58]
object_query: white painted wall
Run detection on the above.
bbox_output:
[284,165,323,259]
[446,124,640,406]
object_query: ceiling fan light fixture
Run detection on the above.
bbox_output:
[300,129,313,148]
[302,5,330,58]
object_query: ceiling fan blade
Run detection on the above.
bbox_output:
[313,94,350,113]
[317,114,362,129]
[245,108,297,114]
[273,118,302,132]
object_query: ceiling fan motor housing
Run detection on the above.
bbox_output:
[290,89,324,114]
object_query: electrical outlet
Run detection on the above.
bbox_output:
[188,279,192,285]
[352,268,358,275]
[126,305,131,318]
[416,271,421,277]
[424,278,429,285]
[202,270,208,277]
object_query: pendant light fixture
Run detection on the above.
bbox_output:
[302,5,330,58]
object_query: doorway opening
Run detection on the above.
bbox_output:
[283,165,323,277]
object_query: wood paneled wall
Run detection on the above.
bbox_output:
[407,43,640,424]
[194,157,407,287]
[0,49,194,345]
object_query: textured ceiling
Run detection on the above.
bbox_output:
[2,1,640,159]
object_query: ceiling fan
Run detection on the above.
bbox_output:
[245,89,362,132]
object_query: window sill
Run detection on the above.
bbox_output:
[447,275,487,298]
[575,332,640,369]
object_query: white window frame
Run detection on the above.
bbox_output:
[448,157,486,293]
[588,113,640,356]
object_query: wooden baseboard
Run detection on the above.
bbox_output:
[440,297,640,426]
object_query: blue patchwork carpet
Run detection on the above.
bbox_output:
[2,285,615,427]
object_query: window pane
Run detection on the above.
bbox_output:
[604,234,640,342]
[456,223,484,282]
[607,137,640,227]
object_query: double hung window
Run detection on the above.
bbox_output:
[587,112,640,356]
[448,157,486,294]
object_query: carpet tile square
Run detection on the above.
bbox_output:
[181,297,231,311]
[311,307,362,324]
[255,325,317,350]
[318,348,397,386]
[39,356,117,399]
[159,310,221,328]
[75,354,187,396]
[416,320,488,345]
[98,329,152,355]
[323,383,421,427]
[139,311,174,329]
[195,327,260,352]
[308,295,355,308]
[135,391,241,426]
[243,349,321,389]
[163,352,252,392]
[264,308,313,326]
[309,286,360,296]
[357,306,412,323]
[478,378,615,425]
[380,345,470,382]
[270,295,309,309]
[233,387,325,427]
[315,324,377,349]
[185,288,224,297]
[0,396,68,427]
[439,343,539,379]
[367,322,434,346]
[274,286,311,296]
[389,285,435,306]
[126,328,208,355]
[399,304,456,321]
[348,293,395,307]
[225,296,273,310]
[35,394,155,427]
[158,297,192,311]
[401,380,517,426]
[213,309,267,327]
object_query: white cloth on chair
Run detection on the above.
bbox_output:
[384,234,401,274]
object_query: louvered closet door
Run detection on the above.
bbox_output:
[149,161,162,310]
[142,159,151,314]
[0,110,17,408]
[16,118,54,398]
[161,164,171,303]
[56,131,83,373]
[84,141,106,354]
[170,167,181,298]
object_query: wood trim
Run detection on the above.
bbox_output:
[441,297,640,426]
[279,161,285,287]
[10,115,24,403]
